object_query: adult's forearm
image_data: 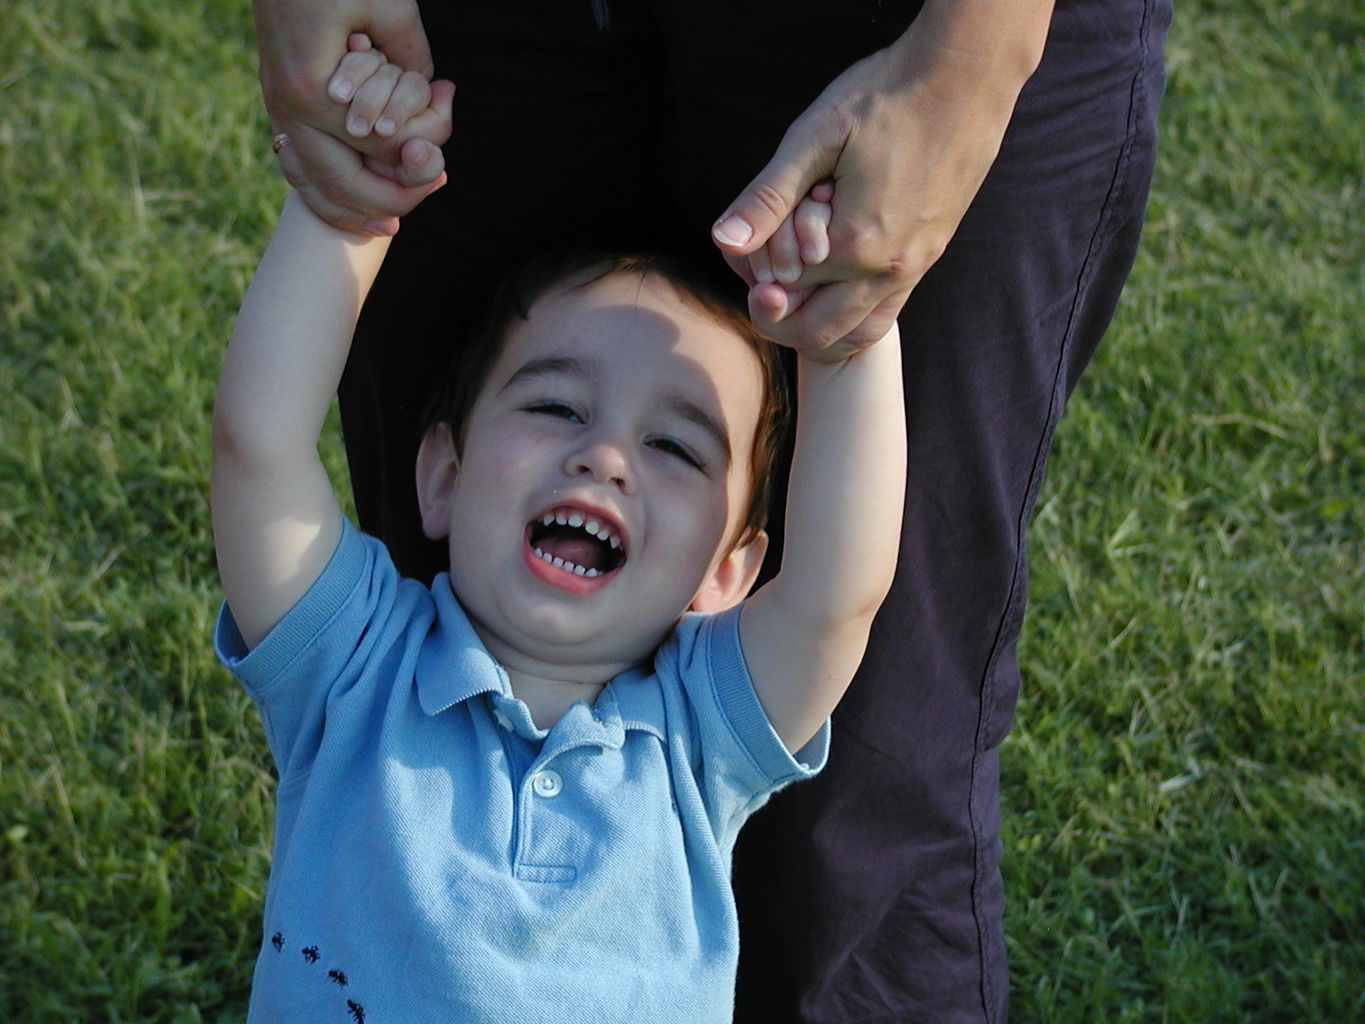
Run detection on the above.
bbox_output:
[895,0,1055,92]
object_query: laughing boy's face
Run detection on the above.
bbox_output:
[420,270,768,681]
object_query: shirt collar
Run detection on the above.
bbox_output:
[414,574,669,747]
[414,574,509,716]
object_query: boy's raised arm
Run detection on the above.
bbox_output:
[211,192,391,649]
[739,329,907,754]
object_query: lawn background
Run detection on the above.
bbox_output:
[1,0,1360,1020]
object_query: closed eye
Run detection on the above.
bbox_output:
[647,436,706,472]
[524,399,583,422]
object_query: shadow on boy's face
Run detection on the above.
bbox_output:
[415,273,770,673]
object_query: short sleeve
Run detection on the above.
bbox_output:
[661,606,830,839]
[213,521,419,781]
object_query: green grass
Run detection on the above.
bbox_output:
[1,0,1360,1020]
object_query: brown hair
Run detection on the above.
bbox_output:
[423,251,790,548]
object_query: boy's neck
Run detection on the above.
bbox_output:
[468,620,633,730]
[503,667,609,731]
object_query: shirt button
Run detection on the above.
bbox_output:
[531,770,563,798]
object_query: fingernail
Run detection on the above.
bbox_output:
[348,117,369,136]
[754,263,774,284]
[775,263,801,284]
[713,215,752,247]
[375,118,396,137]
[331,79,353,101]
[366,218,399,236]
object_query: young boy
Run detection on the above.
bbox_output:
[213,47,904,1023]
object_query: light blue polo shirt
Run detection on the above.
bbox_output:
[216,521,827,1023]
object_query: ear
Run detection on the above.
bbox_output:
[415,424,460,540]
[690,530,769,613]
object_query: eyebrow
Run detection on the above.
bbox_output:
[500,355,598,390]
[502,352,732,465]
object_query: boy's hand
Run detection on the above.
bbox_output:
[299,33,451,191]
[739,182,868,363]
[747,180,835,288]
[328,34,435,141]
[253,0,450,234]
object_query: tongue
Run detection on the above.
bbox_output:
[537,535,607,571]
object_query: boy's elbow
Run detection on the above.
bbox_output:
[211,393,307,474]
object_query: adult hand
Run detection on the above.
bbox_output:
[712,0,1055,361]
[254,0,453,235]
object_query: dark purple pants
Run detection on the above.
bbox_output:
[339,1,1170,1020]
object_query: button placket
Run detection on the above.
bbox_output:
[514,759,575,883]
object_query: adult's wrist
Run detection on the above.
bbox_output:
[888,0,1055,104]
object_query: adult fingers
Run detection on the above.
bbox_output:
[277,124,438,233]
[754,276,892,355]
[840,293,906,349]
[711,106,842,256]
[364,137,446,187]
[275,129,394,235]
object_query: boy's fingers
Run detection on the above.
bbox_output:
[346,62,401,135]
[375,70,433,137]
[327,49,383,104]
[768,215,803,285]
[794,196,832,265]
[379,78,454,185]
[747,245,773,286]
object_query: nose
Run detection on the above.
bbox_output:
[566,435,633,490]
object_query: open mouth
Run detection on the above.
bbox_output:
[526,506,626,579]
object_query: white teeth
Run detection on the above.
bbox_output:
[538,508,623,553]
[533,546,602,579]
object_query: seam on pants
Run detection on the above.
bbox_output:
[966,1,1159,1020]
